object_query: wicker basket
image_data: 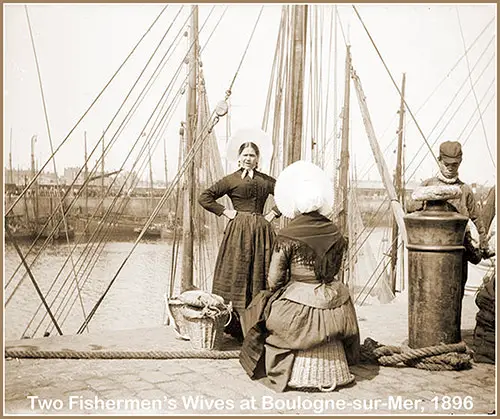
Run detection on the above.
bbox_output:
[181,307,230,350]
[288,340,355,392]
[166,298,190,339]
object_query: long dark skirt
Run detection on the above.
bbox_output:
[212,212,274,312]
[240,290,360,392]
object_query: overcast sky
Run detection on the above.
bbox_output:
[4,3,497,187]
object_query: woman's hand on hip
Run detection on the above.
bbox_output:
[264,211,276,223]
[223,209,237,220]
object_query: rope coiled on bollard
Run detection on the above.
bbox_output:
[360,338,472,371]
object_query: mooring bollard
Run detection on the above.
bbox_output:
[404,187,468,348]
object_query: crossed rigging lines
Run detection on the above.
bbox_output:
[6,5,263,338]
[6,6,495,336]
[8,4,191,336]
[349,7,496,183]
[294,6,495,296]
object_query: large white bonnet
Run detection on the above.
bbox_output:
[275,160,334,219]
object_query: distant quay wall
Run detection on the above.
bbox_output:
[5,195,176,222]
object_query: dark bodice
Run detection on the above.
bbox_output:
[198,169,278,216]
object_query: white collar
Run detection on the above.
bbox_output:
[241,168,255,179]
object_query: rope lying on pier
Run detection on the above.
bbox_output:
[360,338,472,371]
[5,338,472,368]
[5,349,240,360]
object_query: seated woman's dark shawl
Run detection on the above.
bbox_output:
[239,211,345,379]
[277,211,344,283]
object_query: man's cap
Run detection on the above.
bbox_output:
[439,141,462,163]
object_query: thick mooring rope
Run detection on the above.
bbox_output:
[6,337,472,368]
[5,349,240,360]
[360,338,472,371]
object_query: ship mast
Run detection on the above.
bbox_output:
[285,5,308,166]
[337,45,351,235]
[332,6,338,193]
[181,5,198,292]
[390,73,406,293]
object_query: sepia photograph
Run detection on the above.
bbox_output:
[4,2,496,415]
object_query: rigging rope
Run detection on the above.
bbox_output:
[226,5,264,95]
[41,88,186,337]
[328,21,495,185]
[322,6,334,169]
[462,91,495,147]
[5,5,186,293]
[76,6,266,332]
[24,5,86,326]
[354,33,494,186]
[336,6,348,47]
[76,111,221,334]
[18,6,200,337]
[268,6,289,177]
[355,238,400,306]
[352,5,439,167]
[261,6,286,131]
[406,53,495,183]
[5,5,170,218]
[5,226,63,335]
[456,7,496,168]
[7,6,189,312]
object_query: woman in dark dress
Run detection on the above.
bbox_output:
[198,141,280,327]
[239,160,360,392]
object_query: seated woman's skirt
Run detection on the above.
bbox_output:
[265,297,360,364]
[288,340,355,391]
[256,297,360,392]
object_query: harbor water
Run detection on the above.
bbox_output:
[4,238,179,341]
[4,226,487,342]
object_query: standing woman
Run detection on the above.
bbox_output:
[198,132,280,336]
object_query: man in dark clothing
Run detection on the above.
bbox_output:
[406,141,493,300]
[407,141,489,255]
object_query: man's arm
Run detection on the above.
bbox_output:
[405,179,431,213]
[464,185,488,250]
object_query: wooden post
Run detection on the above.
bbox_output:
[181,5,198,292]
[390,73,406,293]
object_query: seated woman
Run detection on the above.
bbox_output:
[239,160,360,392]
